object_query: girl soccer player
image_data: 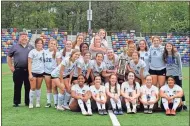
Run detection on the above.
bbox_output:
[148,36,166,88]
[160,76,183,116]
[51,49,80,110]
[121,72,140,114]
[90,53,111,83]
[90,76,107,115]
[163,42,187,110]
[60,40,73,60]
[28,38,44,108]
[89,35,107,59]
[128,51,149,85]
[105,74,123,115]
[70,74,92,115]
[139,75,159,114]
[137,40,150,73]
[44,39,61,108]
[72,34,84,50]
[80,43,89,56]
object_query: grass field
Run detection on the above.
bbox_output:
[2,64,189,126]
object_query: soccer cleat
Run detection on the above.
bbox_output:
[63,105,70,110]
[82,110,88,116]
[113,109,119,115]
[13,104,19,107]
[118,109,123,115]
[29,104,33,109]
[148,109,153,114]
[170,109,176,116]
[183,105,188,111]
[54,104,57,109]
[103,109,108,115]
[36,103,41,108]
[88,109,93,116]
[57,106,65,111]
[165,109,171,115]
[98,109,104,115]
[45,103,51,108]
[144,107,148,114]
[127,108,132,114]
[132,108,137,114]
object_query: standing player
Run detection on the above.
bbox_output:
[121,72,140,114]
[128,51,149,85]
[44,39,61,108]
[160,76,183,116]
[72,34,84,50]
[148,36,166,88]
[90,76,108,115]
[139,75,159,114]
[137,40,150,73]
[7,32,34,107]
[163,42,187,110]
[28,38,44,108]
[70,75,92,115]
[105,74,123,115]
[60,40,73,60]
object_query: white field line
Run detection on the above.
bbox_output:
[108,110,121,126]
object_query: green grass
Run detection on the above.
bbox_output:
[2,64,189,126]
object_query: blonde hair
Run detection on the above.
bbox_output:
[48,39,57,59]
[69,49,80,66]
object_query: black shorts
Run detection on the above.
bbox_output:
[51,76,59,79]
[32,73,44,78]
[43,72,51,76]
[71,76,78,82]
[63,75,70,79]
[149,68,166,76]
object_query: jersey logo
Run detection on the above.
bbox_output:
[153,51,157,56]
[145,53,148,56]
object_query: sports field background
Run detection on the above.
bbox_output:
[2,64,189,126]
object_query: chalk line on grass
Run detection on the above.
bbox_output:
[108,110,121,126]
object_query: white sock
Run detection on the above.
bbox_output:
[149,96,156,109]
[162,98,169,110]
[36,89,41,104]
[53,94,58,105]
[110,98,116,109]
[96,102,101,110]
[47,93,51,104]
[144,105,148,109]
[29,90,35,104]
[149,104,154,109]
[172,98,180,110]
[183,101,186,105]
[85,99,91,111]
[63,92,71,106]
[126,103,130,109]
[78,99,85,111]
[116,99,122,109]
[58,93,64,106]
[102,103,106,109]
[132,103,137,109]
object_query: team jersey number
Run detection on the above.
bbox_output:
[45,58,52,62]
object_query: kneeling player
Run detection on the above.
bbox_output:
[160,76,183,116]
[90,76,108,115]
[69,75,92,115]
[139,75,159,114]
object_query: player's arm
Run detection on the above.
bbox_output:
[83,91,92,101]
[120,85,129,99]
[59,64,64,84]
[102,70,111,78]
[71,90,82,100]
[86,68,91,80]
[105,87,114,98]
[171,90,183,99]
[134,88,140,99]
[160,89,170,100]
[140,67,144,80]
[28,57,33,80]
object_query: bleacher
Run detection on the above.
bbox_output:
[40,31,67,50]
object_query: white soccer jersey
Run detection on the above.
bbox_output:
[140,85,159,96]
[61,57,78,77]
[129,59,149,78]
[44,49,61,74]
[71,84,90,95]
[121,81,140,94]
[73,58,92,77]
[104,54,119,70]
[90,85,106,95]
[105,82,120,94]
[139,51,150,72]
[91,60,107,76]
[160,84,182,97]
[51,63,62,78]
[59,49,73,60]
[28,49,44,74]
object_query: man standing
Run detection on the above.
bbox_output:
[7,32,34,107]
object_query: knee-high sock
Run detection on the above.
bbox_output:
[96,97,101,110]
[149,96,156,109]
[110,98,116,109]
[162,98,169,110]
[63,92,71,106]
[29,90,35,104]
[85,99,92,111]
[36,89,41,104]
[78,99,85,111]
[102,103,106,109]
[58,93,64,106]
[53,94,58,105]
[47,93,52,104]
[126,102,130,109]
[116,99,122,109]
[173,98,180,110]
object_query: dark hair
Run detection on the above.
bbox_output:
[163,42,176,63]
[132,51,140,58]
[127,71,136,90]
[96,52,104,57]
[80,43,89,53]
[94,75,102,81]
[62,40,72,57]
[108,74,118,94]
[137,40,148,51]
[166,75,176,84]
[145,75,152,79]
[83,50,91,57]
[35,38,44,48]
[72,34,84,49]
